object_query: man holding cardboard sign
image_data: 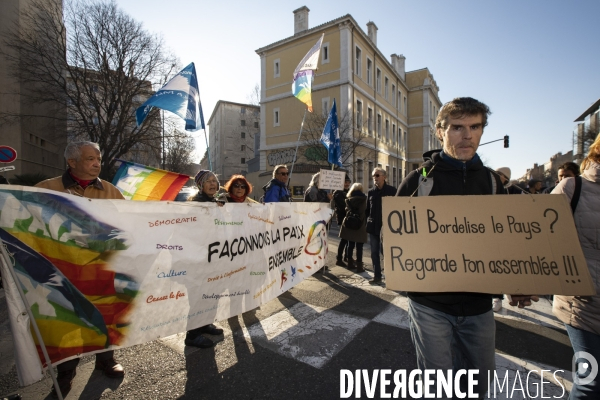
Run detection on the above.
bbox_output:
[395,97,539,398]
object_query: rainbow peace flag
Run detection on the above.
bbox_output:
[0,189,138,366]
[112,160,189,201]
[292,34,324,113]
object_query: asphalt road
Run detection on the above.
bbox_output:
[0,225,575,399]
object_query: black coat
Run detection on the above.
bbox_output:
[188,191,216,203]
[339,191,367,243]
[366,183,397,234]
[397,150,504,317]
[331,188,349,224]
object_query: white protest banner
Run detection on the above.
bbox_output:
[382,195,594,295]
[319,169,345,190]
[0,186,333,374]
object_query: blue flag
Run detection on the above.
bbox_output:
[320,98,342,167]
[136,62,205,131]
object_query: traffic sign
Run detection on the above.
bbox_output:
[0,146,17,163]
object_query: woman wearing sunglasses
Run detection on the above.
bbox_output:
[217,174,257,203]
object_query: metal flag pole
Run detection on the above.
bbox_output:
[288,108,307,185]
[0,240,64,400]
[203,128,212,171]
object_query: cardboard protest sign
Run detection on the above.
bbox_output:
[319,169,345,190]
[382,195,595,295]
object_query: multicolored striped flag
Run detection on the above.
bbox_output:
[0,189,138,368]
[112,160,189,201]
[135,62,205,131]
[292,34,324,112]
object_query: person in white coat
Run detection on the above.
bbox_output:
[552,133,600,399]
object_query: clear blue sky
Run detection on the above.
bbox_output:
[118,0,600,180]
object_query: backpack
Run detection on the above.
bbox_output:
[415,166,500,197]
[342,201,363,230]
[343,212,362,230]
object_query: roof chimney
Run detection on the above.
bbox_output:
[294,6,310,34]
[367,21,378,46]
[391,54,406,80]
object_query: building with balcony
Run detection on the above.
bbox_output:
[573,98,600,163]
[247,6,441,199]
[207,101,260,181]
[0,0,67,181]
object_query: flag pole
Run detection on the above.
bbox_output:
[288,108,307,184]
[203,128,212,171]
[0,241,64,400]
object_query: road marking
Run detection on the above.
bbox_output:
[244,302,369,369]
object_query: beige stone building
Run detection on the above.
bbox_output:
[206,101,260,183]
[0,0,67,181]
[247,6,441,199]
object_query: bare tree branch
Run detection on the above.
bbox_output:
[1,0,180,179]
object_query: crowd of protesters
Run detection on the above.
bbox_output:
[2,96,599,399]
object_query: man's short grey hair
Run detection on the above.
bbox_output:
[372,167,386,177]
[64,141,100,161]
[272,164,288,179]
[308,172,320,188]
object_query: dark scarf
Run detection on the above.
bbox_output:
[69,170,94,189]
[229,193,246,203]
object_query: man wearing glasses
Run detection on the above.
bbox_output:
[263,164,291,203]
[396,97,538,398]
[366,168,397,284]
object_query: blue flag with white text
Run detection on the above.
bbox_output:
[135,62,205,131]
[320,98,342,167]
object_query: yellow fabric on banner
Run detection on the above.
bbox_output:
[32,319,107,348]
[9,232,105,266]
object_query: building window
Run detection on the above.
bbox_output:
[357,159,364,185]
[404,96,407,115]
[322,97,330,116]
[384,77,389,100]
[397,91,401,111]
[274,59,280,78]
[356,100,363,130]
[241,120,246,126]
[392,85,396,106]
[393,167,397,187]
[385,119,390,141]
[376,69,381,93]
[241,145,245,151]
[241,107,246,114]
[377,114,382,138]
[322,42,330,64]
[368,161,374,188]
[392,123,396,144]
[366,58,372,86]
[368,107,373,136]
[241,158,245,164]
[254,121,259,128]
[273,108,280,127]
[241,132,246,138]
[355,46,362,77]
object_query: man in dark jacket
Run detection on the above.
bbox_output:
[263,164,291,203]
[366,167,396,283]
[332,175,352,266]
[396,97,537,397]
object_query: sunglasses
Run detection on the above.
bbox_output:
[372,174,381,178]
[232,184,247,189]
[278,172,289,176]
